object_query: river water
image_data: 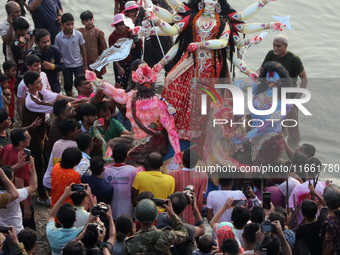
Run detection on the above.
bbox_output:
[1,0,339,181]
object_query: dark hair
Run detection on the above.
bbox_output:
[262,235,280,255]
[0,166,13,187]
[268,212,285,230]
[219,177,233,187]
[182,149,199,169]
[59,118,79,137]
[0,73,8,82]
[147,152,163,170]
[301,200,318,219]
[23,71,40,87]
[53,99,69,117]
[243,223,259,243]
[78,103,97,121]
[76,132,92,152]
[34,29,50,43]
[81,223,99,247]
[112,143,129,163]
[90,156,104,176]
[12,17,29,31]
[250,206,265,224]
[96,101,110,115]
[62,241,86,255]
[305,158,322,177]
[198,235,213,253]
[3,60,16,72]
[18,228,37,251]
[25,54,41,66]
[220,239,240,255]
[274,206,287,218]
[60,147,82,169]
[231,206,250,229]
[57,203,76,228]
[70,190,86,206]
[80,10,93,21]
[292,152,307,167]
[126,59,146,92]
[138,191,154,201]
[61,13,74,23]
[74,74,86,90]
[252,176,267,189]
[257,61,293,98]
[302,144,316,158]
[0,108,9,123]
[115,215,134,242]
[10,128,26,146]
[169,192,188,215]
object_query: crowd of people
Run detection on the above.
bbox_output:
[0,0,337,255]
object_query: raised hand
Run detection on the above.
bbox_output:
[250,71,259,81]
[187,43,198,53]
[272,22,286,31]
[174,152,182,164]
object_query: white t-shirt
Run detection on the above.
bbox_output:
[43,140,78,188]
[278,176,301,199]
[25,88,58,114]
[0,188,29,232]
[73,206,90,228]
[234,228,245,249]
[102,164,137,219]
[17,72,51,99]
[206,190,246,222]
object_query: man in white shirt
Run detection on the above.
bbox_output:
[0,161,37,232]
[70,184,94,228]
[17,54,51,120]
[75,132,93,176]
[206,178,246,223]
[0,2,34,61]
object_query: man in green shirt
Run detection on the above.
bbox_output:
[257,34,308,142]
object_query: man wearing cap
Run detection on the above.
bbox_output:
[125,198,188,254]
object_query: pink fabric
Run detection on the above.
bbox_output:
[77,93,95,99]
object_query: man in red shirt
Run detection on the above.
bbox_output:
[0,128,35,230]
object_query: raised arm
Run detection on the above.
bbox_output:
[28,0,43,11]
[229,52,258,81]
[0,168,19,204]
[85,70,129,105]
[210,198,234,233]
[152,43,179,72]
[234,22,284,34]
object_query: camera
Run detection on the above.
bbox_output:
[152,198,168,207]
[87,223,104,235]
[261,220,276,233]
[183,185,194,205]
[71,184,87,193]
[91,202,109,216]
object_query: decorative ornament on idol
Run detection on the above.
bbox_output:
[215,2,221,13]
[272,15,291,30]
[198,0,204,10]
[240,32,268,59]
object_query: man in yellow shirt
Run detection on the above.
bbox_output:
[132,152,175,211]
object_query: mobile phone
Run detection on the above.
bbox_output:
[242,181,250,199]
[263,192,271,210]
[71,184,87,192]
[23,148,31,162]
[0,226,10,234]
[152,198,168,207]
[231,199,246,206]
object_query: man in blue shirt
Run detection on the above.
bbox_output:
[27,29,64,93]
[28,0,62,44]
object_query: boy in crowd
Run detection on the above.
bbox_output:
[78,11,107,79]
[78,103,97,133]
[18,228,38,255]
[0,109,11,147]
[0,74,7,109]
[17,54,51,120]
[55,13,87,96]
[10,17,29,80]
[75,132,93,176]
[3,61,16,123]
[109,13,134,89]
[231,206,251,249]
[28,29,64,93]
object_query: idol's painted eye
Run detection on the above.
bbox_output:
[139,75,144,80]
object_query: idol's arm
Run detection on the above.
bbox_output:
[153,43,179,72]
[232,0,276,22]
[235,22,283,34]
[153,6,183,23]
[229,52,258,81]
[85,70,129,105]
[159,103,182,163]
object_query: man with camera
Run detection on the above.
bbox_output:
[125,198,189,254]
[46,184,100,255]
[156,192,206,254]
